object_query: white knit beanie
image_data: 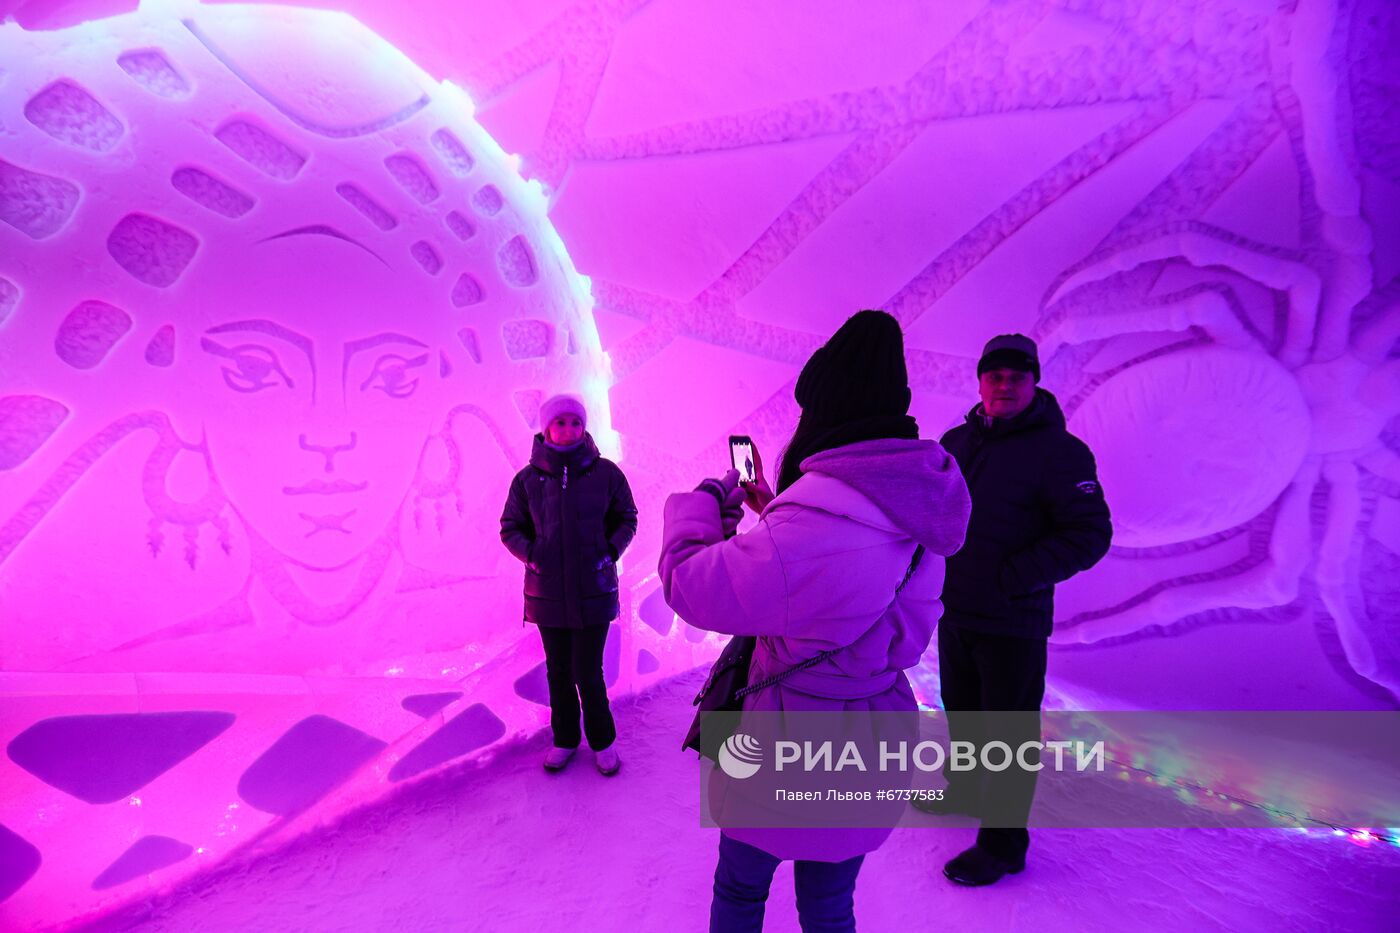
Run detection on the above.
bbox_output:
[538,394,587,430]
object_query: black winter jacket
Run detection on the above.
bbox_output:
[500,433,638,628]
[938,389,1111,639]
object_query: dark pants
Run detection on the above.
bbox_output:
[710,835,864,933]
[538,624,615,750]
[937,621,1047,861]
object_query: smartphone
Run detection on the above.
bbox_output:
[729,435,757,484]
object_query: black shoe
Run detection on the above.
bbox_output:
[942,845,1025,886]
[910,793,978,817]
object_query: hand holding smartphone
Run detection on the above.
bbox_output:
[729,434,774,514]
[729,435,757,484]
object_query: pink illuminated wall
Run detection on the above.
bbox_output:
[0,2,621,680]
[1,0,1397,927]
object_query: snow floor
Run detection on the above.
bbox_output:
[84,671,1400,933]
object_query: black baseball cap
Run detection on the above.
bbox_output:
[977,333,1040,382]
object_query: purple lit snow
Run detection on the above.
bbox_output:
[0,0,1396,930]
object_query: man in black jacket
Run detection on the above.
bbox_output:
[924,334,1111,885]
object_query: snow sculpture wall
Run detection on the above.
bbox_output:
[0,3,614,681]
[0,4,627,920]
[1,0,1398,926]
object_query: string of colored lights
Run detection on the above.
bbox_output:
[1101,753,1400,849]
[912,698,1399,849]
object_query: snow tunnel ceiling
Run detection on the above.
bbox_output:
[0,0,1398,921]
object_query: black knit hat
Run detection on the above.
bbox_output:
[794,309,911,424]
[977,333,1040,382]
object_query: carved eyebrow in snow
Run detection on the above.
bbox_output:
[341,332,430,385]
[204,319,314,362]
[258,225,387,265]
[344,333,428,355]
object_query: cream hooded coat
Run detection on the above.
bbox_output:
[661,437,970,861]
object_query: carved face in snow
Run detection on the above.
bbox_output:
[182,231,450,569]
[0,1,623,694]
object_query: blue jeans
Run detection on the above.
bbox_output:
[710,835,864,932]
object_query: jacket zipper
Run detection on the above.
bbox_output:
[563,465,569,490]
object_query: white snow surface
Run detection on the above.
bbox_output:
[82,671,1400,933]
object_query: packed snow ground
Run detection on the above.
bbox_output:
[88,671,1399,933]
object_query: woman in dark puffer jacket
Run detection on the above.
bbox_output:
[500,395,638,775]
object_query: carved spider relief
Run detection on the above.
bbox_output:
[1035,221,1400,699]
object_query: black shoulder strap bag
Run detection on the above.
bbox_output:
[682,544,926,762]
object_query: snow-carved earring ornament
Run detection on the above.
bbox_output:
[142,427,232,567]
[411,426,464,533]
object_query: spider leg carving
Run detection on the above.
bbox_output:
[1359,445,1400,484]
[1037,283,1256,364]
[1352,289,1400,365]
[1314,458,1397,695]
[1054,459,1319,645]
[1043,222,1321,367]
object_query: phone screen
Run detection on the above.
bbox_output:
[730,438,756,484]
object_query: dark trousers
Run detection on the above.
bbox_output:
[937,621,1047,861]
[538,624,616,750]
[710,835,864,933]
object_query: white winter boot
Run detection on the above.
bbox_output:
[543,746,576,772]
[595,745,621,776]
